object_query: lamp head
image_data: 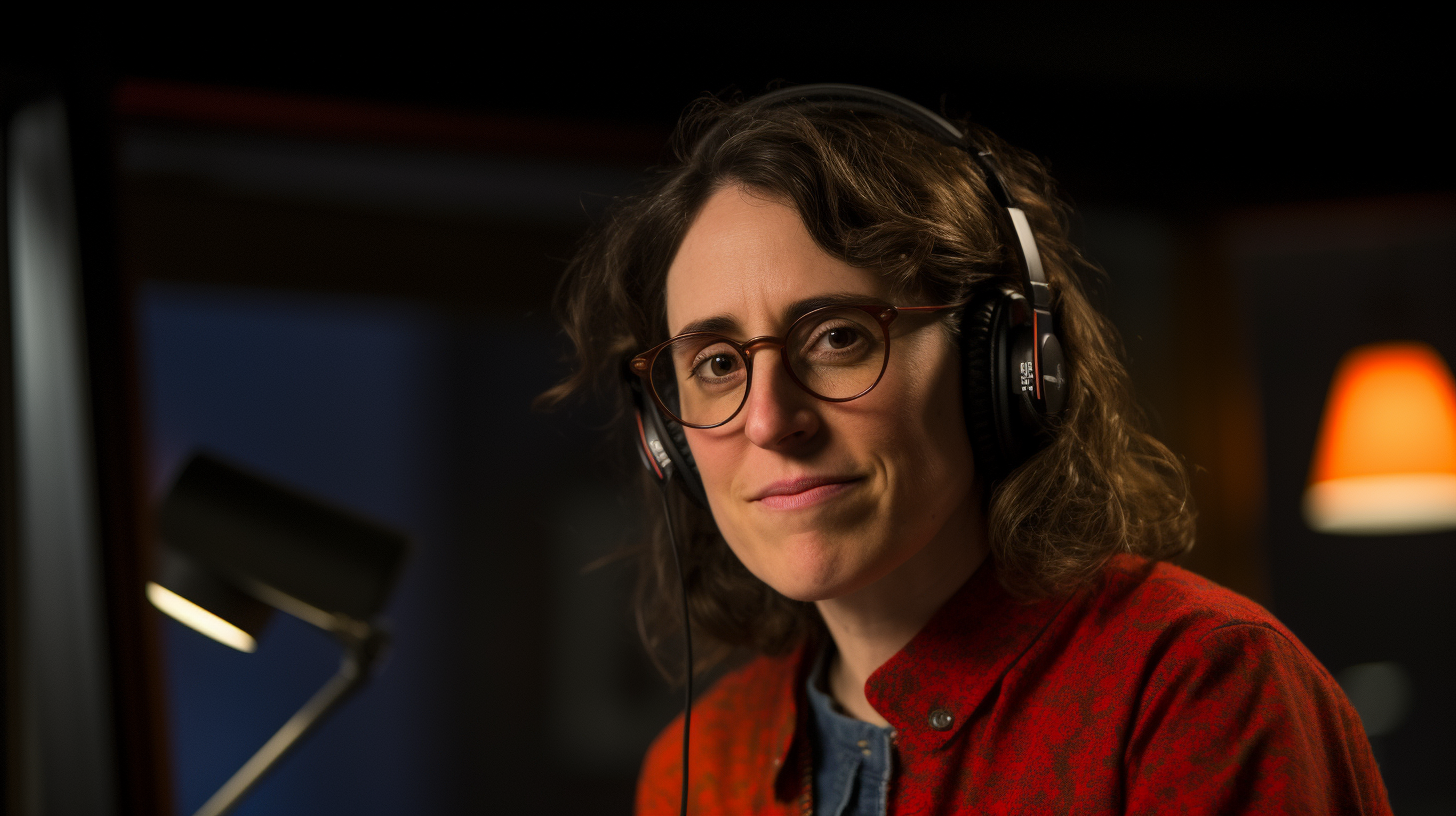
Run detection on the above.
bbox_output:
[1305,342,1456,534]
[149,452,411,645]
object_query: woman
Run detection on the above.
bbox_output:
[548,86,1389,814]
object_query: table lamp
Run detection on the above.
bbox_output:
[146,452,410,816]
[1305,342,1456,534]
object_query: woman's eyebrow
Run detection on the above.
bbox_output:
[673,293,882,337]
[675,313,740,337]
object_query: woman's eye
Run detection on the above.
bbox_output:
[692,352,740,380]
[706,355,736,377]
[810,324,863,353]
[824,327,860,349]
[794,315,879,366]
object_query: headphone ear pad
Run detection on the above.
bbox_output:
[960,291,1019,485]
[657,412,706,506]
[629,380,708,507]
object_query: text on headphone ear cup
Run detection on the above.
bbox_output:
[629,379,709,507]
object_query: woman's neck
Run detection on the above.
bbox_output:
[814,511,989,727]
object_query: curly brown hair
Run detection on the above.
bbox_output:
[543,92,1195,679]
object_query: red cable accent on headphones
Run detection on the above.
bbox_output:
[1032,310,1043,402]
[635,411,665,481]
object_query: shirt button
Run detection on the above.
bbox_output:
[928,708,955,731]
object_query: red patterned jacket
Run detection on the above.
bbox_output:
[636,555,1391,814]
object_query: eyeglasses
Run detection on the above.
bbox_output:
[630,301,965,429]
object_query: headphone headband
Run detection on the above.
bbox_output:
[743,84,1026,212]
[747,84,967,146]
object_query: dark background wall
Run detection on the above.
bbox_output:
[5,10,1452,815]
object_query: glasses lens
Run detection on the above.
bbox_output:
[786,307,888,399]
[650,335,749,427]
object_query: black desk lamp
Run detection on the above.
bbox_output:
[146,453,410,816]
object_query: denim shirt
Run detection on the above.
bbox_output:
[806,646,895,816]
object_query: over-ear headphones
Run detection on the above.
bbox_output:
[630,84,1066,504]
[631,378,708,506]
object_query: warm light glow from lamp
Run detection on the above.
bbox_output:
[1305,342,1456,534]
[146,582,257,653]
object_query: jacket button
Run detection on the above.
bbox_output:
[928,708,954,731]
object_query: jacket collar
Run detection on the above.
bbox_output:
[771,556,1074,790]
[770,637,818,803]
[867,557,1072,751]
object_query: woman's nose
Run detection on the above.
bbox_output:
[741,351,821,450]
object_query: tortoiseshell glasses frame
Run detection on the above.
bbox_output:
[630,300,966,429]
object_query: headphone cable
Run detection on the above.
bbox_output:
[655,483,693,816]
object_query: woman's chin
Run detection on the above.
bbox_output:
[744,534,881,603]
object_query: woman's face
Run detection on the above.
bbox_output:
[664,185,981,603]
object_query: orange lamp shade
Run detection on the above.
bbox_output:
[1304,342,1456,534]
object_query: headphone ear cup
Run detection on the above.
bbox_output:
[961,289,1050,485]
[656,409,707,507]
[629,380,708,507]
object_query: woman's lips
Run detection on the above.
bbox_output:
[753,477,860,510]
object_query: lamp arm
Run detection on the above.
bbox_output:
[192,626,387,816]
